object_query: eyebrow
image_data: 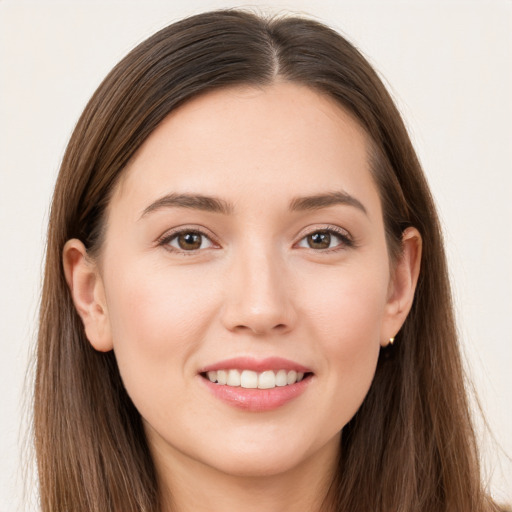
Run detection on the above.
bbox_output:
[289,191,367,215]
[139,189,367,219]
[140,193,234,218]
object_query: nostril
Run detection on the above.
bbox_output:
[230,322,289,335]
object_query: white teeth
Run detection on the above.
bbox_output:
[286,370,297,385]
[227,369,241,386]
[275,369,287,387]
[240,370,258,389]
[206,369,308,388]
[217,369,227,385]
[258,370,275,389]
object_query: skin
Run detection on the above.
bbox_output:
[64,82,421,512]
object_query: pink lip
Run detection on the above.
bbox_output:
[199,356,312,373]
[200,376,312,412]
[198,357,313,412]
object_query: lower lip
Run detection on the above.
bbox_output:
[200,375,312,412]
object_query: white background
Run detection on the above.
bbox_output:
[1,1,511,510]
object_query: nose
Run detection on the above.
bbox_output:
[220,245,297,336]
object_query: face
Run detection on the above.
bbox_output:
[79,83,411,479]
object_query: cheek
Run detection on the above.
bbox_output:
[300,261,388,418]
[302,259,389,345]
[106,260,218,352]
[102,260,220,408]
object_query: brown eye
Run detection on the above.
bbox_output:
[165,230,215,252]
[177,232,202,250]
[296,228,351,251]
[307,231,331,249]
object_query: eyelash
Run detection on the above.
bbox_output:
[295,225,354,252]
[157,227,219,256]
[157,225,354,255]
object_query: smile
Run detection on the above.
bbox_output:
[199,357,313,411]
[204,369,306,389]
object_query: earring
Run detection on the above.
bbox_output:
[388,337,395,346]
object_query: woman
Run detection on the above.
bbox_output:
[34,9,504,512]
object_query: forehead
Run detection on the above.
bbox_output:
[110,82,380,219]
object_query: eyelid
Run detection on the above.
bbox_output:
[156,225,221,254]
[293,224,354,250]
[155,223,354,254]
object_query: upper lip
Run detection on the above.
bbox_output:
[199,356,312,374]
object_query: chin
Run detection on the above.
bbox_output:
[200,431,340,480]
[207,450,308,479]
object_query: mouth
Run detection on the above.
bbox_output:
[200,368,312,389]
[198,357,314,411]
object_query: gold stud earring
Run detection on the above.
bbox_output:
[388,337,395,346]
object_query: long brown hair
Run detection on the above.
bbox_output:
[35,9,500,511]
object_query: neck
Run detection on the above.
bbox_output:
[149,430,340,512]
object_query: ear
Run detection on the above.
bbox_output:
[62,239,113,352]
[380,227,422,347]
